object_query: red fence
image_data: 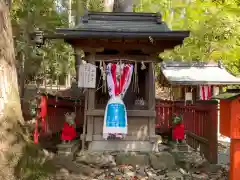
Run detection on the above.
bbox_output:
[36,96,218,163]
[156,100,218,163]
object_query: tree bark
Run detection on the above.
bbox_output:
[104,0,114,12]
[113,0,133,12]
[0,1,24,179]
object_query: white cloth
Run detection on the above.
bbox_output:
[199,85,212,100]
[103,63,133,139]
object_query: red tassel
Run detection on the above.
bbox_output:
[40,96,47,133]
[34,118,39,144]
[42,117,47,133]
[207,86,212,100]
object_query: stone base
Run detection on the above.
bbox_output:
[88,140,153,152]
[57,140,79,158]
[176,143,189,152]
[115,152,150,166]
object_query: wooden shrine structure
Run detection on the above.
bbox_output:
[214,89,240,180]
[158,61,240,101]
[35,12,189,152]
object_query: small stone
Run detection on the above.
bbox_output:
[193,158,209,169]
[207,164,222,173]
[55,168,69,180]
[192,173,209,180]
[145,169,156,178]
[68,173,89,180]
[96,174,106,180]
[124,169,136,177]
[166,171,184,180]
[149,152,176,170]
[115,152,150,166]
[176,144,189,152]
[139,178,148,180]
[179,168,187,175]
[76,151,116,168]
[158,144,170,152]
[153,175,166,180]
[136,166,146,176]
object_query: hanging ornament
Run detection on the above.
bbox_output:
[141,61,146,70]
[103,63,134,140]
[103,62,107,93]
[116,62,121,81]
[185,87,193,105]
[185,92,192,101]
[134,62,139,93]
[100,60,106,93]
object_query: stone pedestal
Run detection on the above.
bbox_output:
[88,140,153,152]
[176,143,189,152]
[57,141,79,160]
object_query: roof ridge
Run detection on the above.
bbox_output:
[80,11,162,24]
[161,61,219,68]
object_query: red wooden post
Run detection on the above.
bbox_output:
[230,139,240,180]
[215,92,240,180]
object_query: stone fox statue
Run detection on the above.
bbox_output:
[172,113,184,143]
[61,112,77,143]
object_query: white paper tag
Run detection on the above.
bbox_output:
[78,63,96,88]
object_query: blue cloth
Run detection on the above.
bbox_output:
[106,103,126,127]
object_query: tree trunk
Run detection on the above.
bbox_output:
[0,1,24,179]
[104,0,114,12]
[113,0,133,12]
[75,0,88,82]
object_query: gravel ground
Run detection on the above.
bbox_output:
[218,137,230,165]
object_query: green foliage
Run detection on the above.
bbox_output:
[11,0,73,84]
[135,0,240,77]
[11,0,106,84]
[14,143,56,180]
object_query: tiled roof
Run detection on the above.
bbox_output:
[73,12,170,33]
[54,12,189,39]
[160,61,240,85]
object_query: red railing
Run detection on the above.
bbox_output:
[29,96,217,163]
[156,100,218,163]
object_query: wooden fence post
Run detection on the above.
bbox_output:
[208,102,218,164]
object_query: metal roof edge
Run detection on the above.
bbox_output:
[212,92,240,100]
[160,61,220,68]
[87,11,158,16]
[55,27,189,34]
[168,81,240,85]
[45,30,189,40]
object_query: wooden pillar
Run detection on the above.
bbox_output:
[230,139,240,180]
[148,62,155,139]
[75,53,81,82]
[208,102,218,164]
[86,52,95,141]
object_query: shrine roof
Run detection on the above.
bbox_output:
[40,83,84,101]
[53,12,189,40]
[159,61,240,85]
[212,89,240,100]
[212,92,240,100]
